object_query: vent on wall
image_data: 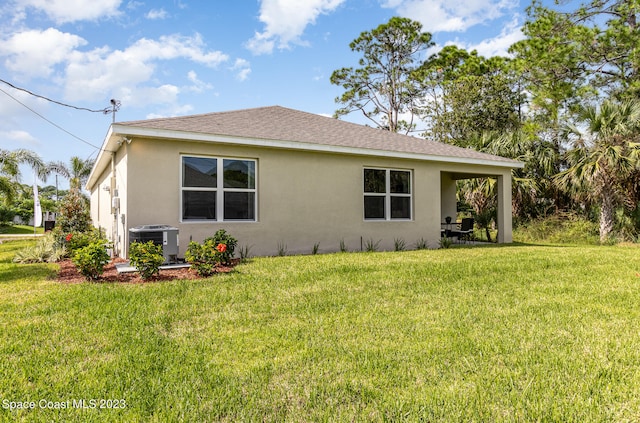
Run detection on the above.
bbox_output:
[129,224,179,264]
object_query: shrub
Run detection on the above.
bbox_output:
[55,190,91,234]
[13,233,66,263]
[129,241,164,280]
[0,205,15,225]
[514,214,599,245]
[364,238,380,252]
[277,242,288,256]
[185,230,239,277]
[72,240,111,281]
[52,227,106,257]
[238,244,252,261]
[185,239,226,277]
[414,238,429,250]
[439,236,453,249]
[204,229,237,264]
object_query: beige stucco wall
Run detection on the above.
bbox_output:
[93,136,514,257]
[89,144,129,256]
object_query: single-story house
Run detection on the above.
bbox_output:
[86,106,523,258]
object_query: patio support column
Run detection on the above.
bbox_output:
[496,173,513,243]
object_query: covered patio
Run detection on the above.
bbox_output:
[440,170,514,244]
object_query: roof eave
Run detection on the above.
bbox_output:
[86,126,120,191]
[106,125,524,170]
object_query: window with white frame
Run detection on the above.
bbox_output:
[181,156,256,221]
[363,168,412,220]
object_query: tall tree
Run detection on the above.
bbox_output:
[49,156,95,192]
[330,17,433,134]
[555,99,640,242]
[418,46,523,144]
[509,1,592,153]
[572,0,640,98]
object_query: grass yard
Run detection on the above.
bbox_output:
[0,225,44,235]
[1,240,640,422]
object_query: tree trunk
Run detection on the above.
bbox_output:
[599,191,615,243]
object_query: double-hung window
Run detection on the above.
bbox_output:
[363,168,412,220]
[181,155,256,221]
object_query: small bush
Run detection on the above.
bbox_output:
[53,227,105,257]
[129,241,164,280]
[277,242,288,256]
[238,244,252,261]
[364,238,380,252]
[0,206,15,226]
[394,238,406,251]
[185,237,232,277]
[414,238,429,250]
[439,236,453,249]
[13,233,66,263]
[72,240,111,281]
[204,229,238,264]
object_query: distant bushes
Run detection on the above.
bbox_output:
[514,214,599,245]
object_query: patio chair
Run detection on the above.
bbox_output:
[450,218,474,243]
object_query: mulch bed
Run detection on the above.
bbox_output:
[56,258,238,284]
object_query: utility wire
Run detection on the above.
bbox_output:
[0,86,108,151]
[0,78,111,113]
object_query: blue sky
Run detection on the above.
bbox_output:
[0,0,540,187]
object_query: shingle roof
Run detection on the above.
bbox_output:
[117,105,520,165]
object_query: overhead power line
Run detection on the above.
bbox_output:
[0,86,106,151]
[0,78,112,113]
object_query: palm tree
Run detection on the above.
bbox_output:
[0,148,47,204]
[457,130,558,240]
[555,99,640,242]
[49,156,95,192]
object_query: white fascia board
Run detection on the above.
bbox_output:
[86,126,117,191]
[111,125,525,170]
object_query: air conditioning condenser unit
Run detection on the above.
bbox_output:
[129,224,179,264]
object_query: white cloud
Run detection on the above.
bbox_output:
[185,70,214,92]
[246,0,346,55]
[445,16,524,58]
[146,103,194,119]
[0,86,48,120]
[383,0,518,33]
[465,17,525,57]
[0,28,86,78]
[231,59,251,81]
[0,129,37,144]
[146,8,169,20]
[0,129,39,147]
[63,33,229,102]
[15,0,122,24]
[128,84,180,107]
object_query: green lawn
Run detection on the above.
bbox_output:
[0,225,44,235]
[1,240,640,422]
